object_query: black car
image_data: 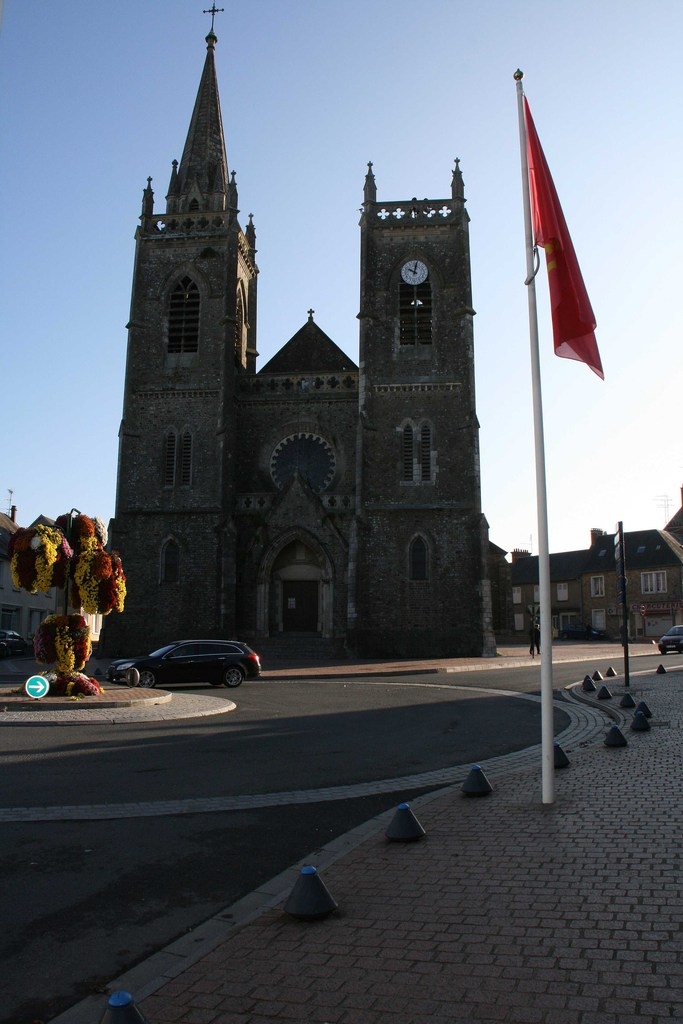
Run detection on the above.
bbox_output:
[657,625,683,655]
[107,640,261,688]
[559,624,607,641]
[0,630,31,657]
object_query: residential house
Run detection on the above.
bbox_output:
[510,545,588,639]
[582,528,683,640]
[510,525,683,641]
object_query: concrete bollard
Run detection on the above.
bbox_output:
[620,692,636,709]
[462,764,493,796]
[125,667,140,688]
[582,675,597,692]
[631,711,651,732]
[99,991,150,1023]
[592,670,603,681]
[386,802,426,842]
[605,666,617,677]
[604,723,628,748]
[656,663,667,674]
[553,742,570,769]
[597,685,613,700]
[635,700,653,719]
[284,865,338,920]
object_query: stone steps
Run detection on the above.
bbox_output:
[255,634,344,668]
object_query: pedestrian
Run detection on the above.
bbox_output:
[529,621,540,657]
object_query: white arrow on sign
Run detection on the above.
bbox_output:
[24,675,50,699]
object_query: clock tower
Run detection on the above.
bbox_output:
[351,162,495,656]
[103,27,496,660]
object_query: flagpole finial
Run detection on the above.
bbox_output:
[514,69,524,81]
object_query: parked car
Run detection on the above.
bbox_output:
[657,625,683,655]
[106,639,261,688]
[559,624,608,641]
[0,630,31,657]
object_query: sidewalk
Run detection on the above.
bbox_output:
[51,658,683,1024]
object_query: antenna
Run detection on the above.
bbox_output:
[654,494,671,524]
[5,489,13,515]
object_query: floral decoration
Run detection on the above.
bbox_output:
[45,671,105,698]
[33,614,92,673]
[55,513,126,615]
[12,511,126,699]
[8,525,73,593]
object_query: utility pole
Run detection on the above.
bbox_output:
[614,521,630,688]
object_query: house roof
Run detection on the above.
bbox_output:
[583,529,683,571]
[259,313,358,375]
[512,528,683,584]
[0,512,18,559]
[511,549,589,585]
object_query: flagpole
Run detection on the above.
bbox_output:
[514,70,555,805]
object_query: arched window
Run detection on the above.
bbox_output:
[161,539,180,583]
[163,432,176,486]
[168,276,200,353]
[399,280,432,346]
[400,421,434,483]
[180,431,192,486]
[409,537,428,581]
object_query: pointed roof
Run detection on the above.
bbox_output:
[167,31,229,211]
[259,312,358,375]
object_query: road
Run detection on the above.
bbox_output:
[0,646,663,1024]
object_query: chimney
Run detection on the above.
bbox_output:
[10,505,17,523]
[511,548,531,564]
[590,528,605,546]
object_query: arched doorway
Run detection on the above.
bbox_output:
[256,533,333,637]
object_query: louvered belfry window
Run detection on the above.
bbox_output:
[180,432,192,486]
[402,424,414,480]
[168,277,200,353]
[401,422,433,483]
[399,281,432,345]
[163,433,176,486]
[420,423,432,481]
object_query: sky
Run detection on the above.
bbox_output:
[1,0,681,556]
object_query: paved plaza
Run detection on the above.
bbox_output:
[37,652,683,1024]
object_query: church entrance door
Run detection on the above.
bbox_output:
[282,580,319,632]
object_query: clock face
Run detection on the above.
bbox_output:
[270,433,336,492]
[401,260,428,285]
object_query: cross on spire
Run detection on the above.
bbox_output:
[203,4,224,32]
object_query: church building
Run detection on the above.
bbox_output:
[102,26,496,660]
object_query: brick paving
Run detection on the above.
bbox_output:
[46,656,683,1024]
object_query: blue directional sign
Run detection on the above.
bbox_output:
[24,675,50,699]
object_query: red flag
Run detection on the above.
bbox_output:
[524,97,603,379]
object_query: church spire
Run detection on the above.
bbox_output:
[451,157,465,202]
[363,161,377,204]
[166,28,229,214]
